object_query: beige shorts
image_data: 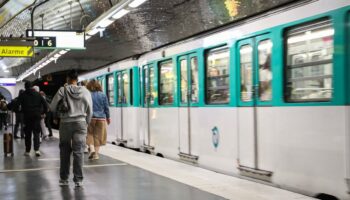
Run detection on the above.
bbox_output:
[87,119,107,146]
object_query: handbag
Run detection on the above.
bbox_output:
[56,86,70,118]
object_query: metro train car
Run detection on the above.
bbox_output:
[80,1,350,199]
[79,59,141,149]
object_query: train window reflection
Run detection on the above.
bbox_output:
[143,66,155,106]
[180,59,188,103]
[159,60,174,105]
[190,57,199,103]
[123,73,129,104]
[117,73,123,104]
[206,47,230,104]
[285,20,333,102]
[258,40,273,102]
[240,45,253,102]
[107,74,115,106]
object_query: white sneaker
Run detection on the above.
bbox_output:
[35,151,41,157]
[24,152,30,156]
[59,180,69,186]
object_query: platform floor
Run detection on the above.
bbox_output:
[0,129,315,200]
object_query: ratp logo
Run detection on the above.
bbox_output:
[212,126,219,149]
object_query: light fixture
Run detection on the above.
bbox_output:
[86,28,99,36]
[4,70,9,73]
[97,18,114,28]
[59,50,68,55]
[129,0,147,8]
[111,9,130,19]
[54,53,61,58]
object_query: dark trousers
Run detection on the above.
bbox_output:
[0,112,7,129]
[24,116,41,152]
[59,121,87,182]
[14,112,24,137]
[45,112,53,136]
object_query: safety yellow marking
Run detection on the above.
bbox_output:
[0,163,127,173]
[0,46,33,57]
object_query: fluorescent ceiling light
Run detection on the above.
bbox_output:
[59,50,68,55]
[97,18,114,28]
[87,28,99,36]
[111,9,130,19]
[54,54,61,58]
[129,0,147,8]
[4,70,9,73]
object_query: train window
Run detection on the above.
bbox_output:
[117,73,123,104]
[159,60,174,105]
[143,66,155,105]
[190,57,199,103]
[130,70,133,106]
[206,47,230,104]
[258,40,273,101]
[240,45,253,102]
[123,73,129,104]
[180,59,188,103]
[107,74,115,106]
[285,20,334,102]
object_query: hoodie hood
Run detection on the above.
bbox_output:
[66,85,84,100]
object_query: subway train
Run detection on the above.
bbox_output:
[79,1,350,199]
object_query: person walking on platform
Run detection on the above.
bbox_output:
[40,91,53,137]
[7,89,25,139]
[18,82,48,157]
[33,86,48,141]
[0,95,8,130]
[86,80,110,160]
[50,70,92,187]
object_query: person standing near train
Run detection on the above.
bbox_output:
[86,80,110,160]
[50,70,92,187]
[18,82,48,156]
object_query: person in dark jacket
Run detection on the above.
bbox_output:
[7,89,25,139]
[18,81,48,157]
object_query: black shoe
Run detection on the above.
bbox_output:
[14,136,20,139]
[48,134,53,137]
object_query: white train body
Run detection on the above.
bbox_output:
[79,1,350,199]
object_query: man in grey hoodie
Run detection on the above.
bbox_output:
[50,70,92,187]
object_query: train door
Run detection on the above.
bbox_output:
[237,34,273,176]
[178,53,199,160]
[115,71,128,145]
[106,73,117,142]
[142,65,155,150]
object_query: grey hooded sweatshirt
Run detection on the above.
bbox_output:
[50,85,92,124]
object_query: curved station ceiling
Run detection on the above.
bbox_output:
[0,0,297,81]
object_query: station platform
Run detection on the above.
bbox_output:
[0,129,315,200]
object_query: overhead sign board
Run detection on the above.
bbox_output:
[0,41,34,57]
[26,30,85,50]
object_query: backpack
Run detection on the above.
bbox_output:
[56,86,70,118]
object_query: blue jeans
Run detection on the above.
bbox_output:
[59,121,87,182]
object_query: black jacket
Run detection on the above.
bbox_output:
[7,97,21,113]
[18,89,48,119]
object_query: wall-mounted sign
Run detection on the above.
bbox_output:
[0,41,34,57]
[26,30,85,50]
[0,78,16,86]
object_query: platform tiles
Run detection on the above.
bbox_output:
[0,132,226,200]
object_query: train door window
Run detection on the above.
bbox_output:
[159,60,174,105]
[190,57,199,103]
[180,59,188,103]
[258,40,273,101]
[117,73,123,104]
[205,47,230,104]
[143,66,155,105]
[285,19,334,102]
[107,74,115,106]
[123,73,129,104]
[240,45,253,102]
[130,70,133,106]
